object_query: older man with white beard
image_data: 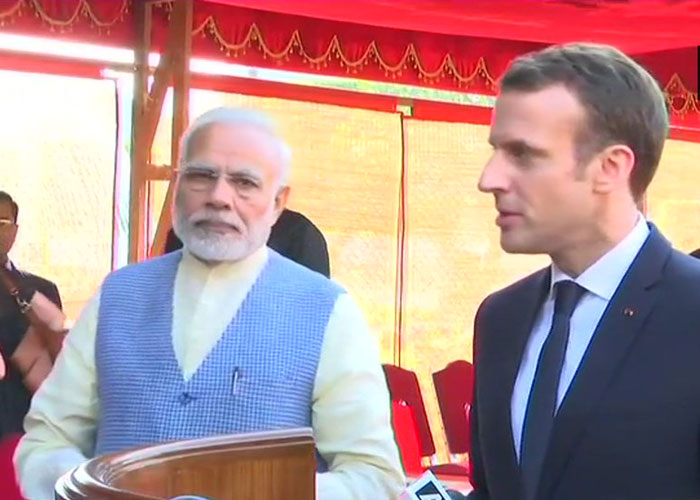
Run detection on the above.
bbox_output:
[15,107,404,500]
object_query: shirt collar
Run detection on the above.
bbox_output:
[179,244,269,282]
[550,213,650,301]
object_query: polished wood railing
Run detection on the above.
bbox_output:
[55,428,316,500]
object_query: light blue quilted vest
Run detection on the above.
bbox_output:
[94,250,342,461]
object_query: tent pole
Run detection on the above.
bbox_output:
[129,0,193,263]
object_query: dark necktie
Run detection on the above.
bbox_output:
[520,280,585,500]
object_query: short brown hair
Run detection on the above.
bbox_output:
[500,43,669,200]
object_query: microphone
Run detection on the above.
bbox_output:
[400,470,453,499]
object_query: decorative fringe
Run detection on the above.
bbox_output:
[0,0,696,115]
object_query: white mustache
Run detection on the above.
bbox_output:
[188,210,241,231]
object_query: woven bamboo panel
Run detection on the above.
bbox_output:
[0,71,115,320]
[646,139,700,253]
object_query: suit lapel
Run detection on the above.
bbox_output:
[538,226,671,498]
[480,268,550,498]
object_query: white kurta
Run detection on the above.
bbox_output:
[16,246,404,500]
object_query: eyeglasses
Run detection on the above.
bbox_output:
[178,164,263,197]
[0,218,16,230]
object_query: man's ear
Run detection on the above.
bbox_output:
[592,144,635,196]
[273,186,290,220]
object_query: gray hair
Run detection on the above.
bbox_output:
[179,107,292,186]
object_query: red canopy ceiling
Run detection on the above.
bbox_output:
[0,0,697,126]
[206,0,700,54]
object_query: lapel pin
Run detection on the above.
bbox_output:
[623,307,635,317]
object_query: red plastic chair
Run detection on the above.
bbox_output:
[390,400,423,476]
[383,364,469,476]
[383,364,435,457]
[432,360,474,459]
[0,433,25,500]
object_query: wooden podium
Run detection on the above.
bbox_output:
[55,428,316,500]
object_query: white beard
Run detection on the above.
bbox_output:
[172,206,271,263]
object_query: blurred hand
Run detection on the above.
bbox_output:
[26,291,67,359]
[11,325,53,393]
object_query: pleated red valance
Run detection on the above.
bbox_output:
[0,0,697,126]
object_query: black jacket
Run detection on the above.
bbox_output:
[470,226,700,500]
[0,268,61,438]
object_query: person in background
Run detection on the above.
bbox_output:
[0,191,64,435]
[0,191,64,500]
[15,107,404,500]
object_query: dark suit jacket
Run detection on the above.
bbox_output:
[0,268,61,438]
[470,225,700,500]
[267,209,330,278]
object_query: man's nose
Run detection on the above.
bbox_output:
[206,176,234,209]
[478,154,511,194]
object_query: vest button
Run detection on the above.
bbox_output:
[178,392,194,406]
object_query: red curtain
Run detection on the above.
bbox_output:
[0,0,132,45]
[179,2,547,96]
[0,0,697,126]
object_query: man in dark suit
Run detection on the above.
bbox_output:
[165,208,330,277]
[470,43,700,500]
[0,191,62,438]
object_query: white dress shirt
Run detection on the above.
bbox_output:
[15,246,404,500]
[511,216,650,459]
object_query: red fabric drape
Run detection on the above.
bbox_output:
[178,2,547,95]
[0,0,697,128]
[205,0,700,55]
[0,0,132,45]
